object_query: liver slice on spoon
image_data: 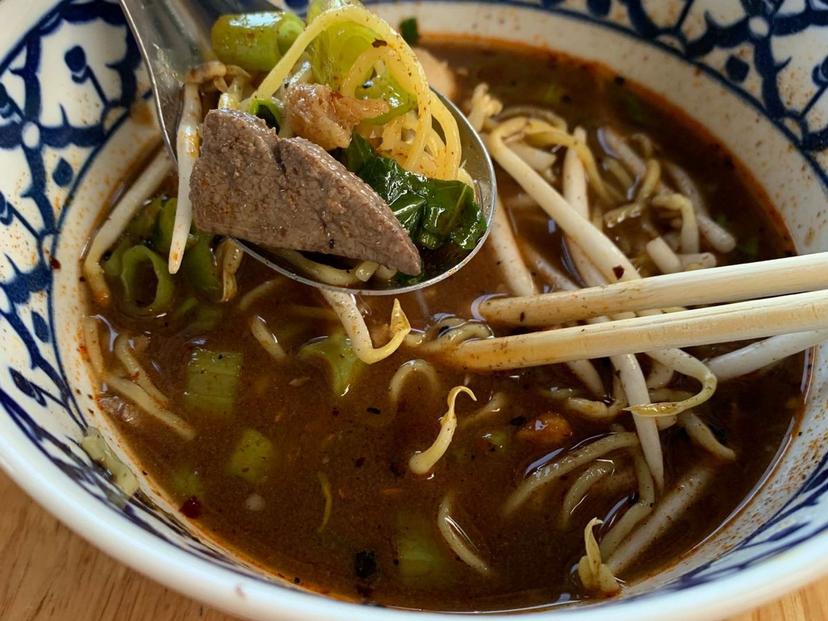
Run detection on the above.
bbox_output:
[189,108,421,275]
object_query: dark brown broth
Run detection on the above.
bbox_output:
[88,41,804,612]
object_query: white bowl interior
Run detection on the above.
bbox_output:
[2,1,828,619]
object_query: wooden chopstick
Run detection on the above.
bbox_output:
[479,252,828,326]
[444,289,828,370]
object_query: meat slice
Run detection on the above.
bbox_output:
[283,83,388,150]
[189,109,421,275]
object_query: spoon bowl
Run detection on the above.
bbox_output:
[119,0,497,294]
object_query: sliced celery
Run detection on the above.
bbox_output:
[181,232,222,302]
[184,349,243,418]
[298,331,365,397]
[170,467,205,498]
[395,513,448,586]
[227,428,274,485]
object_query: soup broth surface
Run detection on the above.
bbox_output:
[85,40,804,612]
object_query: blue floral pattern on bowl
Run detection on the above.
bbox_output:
[1,0,826,614]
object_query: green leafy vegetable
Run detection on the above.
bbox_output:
[398,17,419,46]
[341,132,375,171]
[418,179,479,250]
[118,245,175,317]
[227,428,274,485]
[343,135,486,251]
[298,331,365,397]
[211,12,305,73]
[184,349,243,418]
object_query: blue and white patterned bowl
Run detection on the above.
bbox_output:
[1,0,827,619]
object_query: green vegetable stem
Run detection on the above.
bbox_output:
[212,12,305,73]
[118,245,175,317]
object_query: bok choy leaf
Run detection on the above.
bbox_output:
[343,135,486,251]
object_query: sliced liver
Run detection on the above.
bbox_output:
[189,109,421,275]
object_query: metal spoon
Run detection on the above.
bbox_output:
[120,0,496,295]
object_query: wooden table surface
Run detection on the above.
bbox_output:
[1,471,825,621]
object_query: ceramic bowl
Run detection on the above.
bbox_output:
[1,0,827,619]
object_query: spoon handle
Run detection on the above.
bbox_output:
[118,0,275,161]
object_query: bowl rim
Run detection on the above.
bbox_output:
[2,0,828,618]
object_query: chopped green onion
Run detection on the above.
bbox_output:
[249,97,283,130]
[211,12,305,73]
[153,197,177,255]
[181,233,222,302]
[398,17,419,46]
[184,349,243,418]
[357,73,416,125]
[184,304,225,337]
[173,296,225,336]
[298,331,365,397]
[126,197,163,240]
[102,237,131,278]
[118,245,175,317]
[307,0,376,89]
[227,428,274,485]
[277,12,305,55]
[171,295,200,323]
